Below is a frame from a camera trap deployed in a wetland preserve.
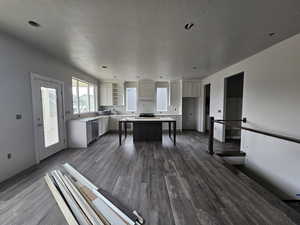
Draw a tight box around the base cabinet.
[68,116,110,148]
[68,115,182,148]
[98,117,109,136]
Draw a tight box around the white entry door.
[31,74,66,162]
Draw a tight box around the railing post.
[208,117,214,155]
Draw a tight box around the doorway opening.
[203,84,211,133]
[224,72,244,144]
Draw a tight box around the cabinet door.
[100,83,113,106]
[98,118,103,136]
[192,82,200,97]
[100,85,107,105]
[170,80,180,105]
[183,81,192,97]
[109,117,117,130]
[107,84,113,105]
[105,117,109,132]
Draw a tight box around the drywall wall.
[0,31,98,183]
[201,33,300,199]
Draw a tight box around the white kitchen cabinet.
[100,82,124,106]
[138,80,155,100]
[182,80,201,97]
[109,116,121,131]
[112,83,124,105]
[170,80,180,105]
[98,117,110,136]
[68,116,110,148]
[103,117,109,133]
[100,83,113,106]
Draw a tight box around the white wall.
[0,32,98,183]
[201,33,300,199]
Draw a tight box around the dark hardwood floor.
[0,131,299,225]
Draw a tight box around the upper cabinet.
[138,80,155,100]
[100,82,124,106]
[170,80,181,105]
[112,83,124,105]
[182,80,201,97]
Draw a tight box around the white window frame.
[72,77,98,115]
[155,82,169,113]
[125,87,137,112]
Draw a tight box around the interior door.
[182,98,196,130]
[31,74,66,162]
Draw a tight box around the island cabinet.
[68,116,110,148]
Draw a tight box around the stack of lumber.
[44,163,144,225]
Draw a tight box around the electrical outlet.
[7,153,12,159]
[16,114,22,120]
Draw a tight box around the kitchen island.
[119,117,176,145]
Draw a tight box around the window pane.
[126,88,137,111]
[89,85,95,111]
[156,87,168,111]
[41,87,59,148]
[72,79,79,114]
[78,81,89,113]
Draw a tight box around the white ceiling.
[0,0,300,81]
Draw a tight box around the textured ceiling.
[0,0,300,80]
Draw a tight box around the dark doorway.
[182,98,197,130]
[224,73,244,143]
[204,84,211,133]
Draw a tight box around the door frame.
[223,72,244,142]
[202,83,211,133]
[30,73,66,164]
[201,83,211,133]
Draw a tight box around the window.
[156,87,168,112]
[72,78,97,114]
[126,87,137,112]
[72,79,79,114]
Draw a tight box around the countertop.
[75,115,110,122]
[121,117,176,122]
[72,114,182,122]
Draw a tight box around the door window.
[41,87,60,147]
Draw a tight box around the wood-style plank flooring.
[0,132,299,225]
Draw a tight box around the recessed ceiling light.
[268,32,276,37]
[28,20,41,28]
[101,65,107,69]
[185,23,194,30]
